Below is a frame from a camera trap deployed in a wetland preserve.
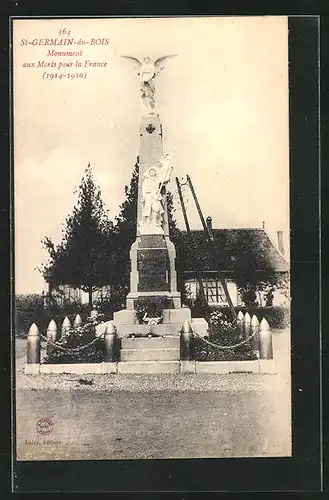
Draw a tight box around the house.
[175,218,289,307]
[42,283,111,307]
[43,219,289,309]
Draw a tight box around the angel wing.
[121,55,142,70]
[154,54,177,72]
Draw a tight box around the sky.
[13,16,289,294]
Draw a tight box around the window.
[184,277,229,304]
[203,278,227,304]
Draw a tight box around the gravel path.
[15,331,289,393]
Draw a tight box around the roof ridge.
[177,227,289,272]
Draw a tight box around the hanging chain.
[191,329,258,350]
[40,321,107,355]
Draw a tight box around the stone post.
[250,314,259,358]
[236,310,244,338]
[104,322,117,362]
[73,314,83,328]
[46,319,58,357]
[180,320,192,361]
[27,323,40,364]
[61,316,71,336]
[258,318,273,359]
[243,312,251,339]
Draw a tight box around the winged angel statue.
[121,55,177,114]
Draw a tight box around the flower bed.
[192,336,257,362]
[191,310,257,362]
[135,300,165,325]
[43,321,106,364]
[208,306,290,329]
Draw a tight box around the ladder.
[175,175,237,321]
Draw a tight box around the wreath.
[135,301,163,325]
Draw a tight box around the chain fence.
[37,319,257,355]
[39,321,107,355]
[191,328,258,350]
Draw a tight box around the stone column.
[137,115,164,232]
[126,113,181,309]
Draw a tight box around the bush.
[192,310,256,361]
[135,301,164,325]
[208,305,290,330]
[240,287,257,308]
[15,294,45,337]
[43,322,105,364]
[184,291,211,320]
[192,336,256,362]
[88,299,119,321]
[15,294,91,338]
[94,286,129,318]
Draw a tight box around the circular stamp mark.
[36,417,54,435]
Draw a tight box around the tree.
[236,272,289,308]
[40,164,115,307]
[112,158,139,295]
[231,230,290,307]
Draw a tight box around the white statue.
[121,55,177,114]
[139,152,175,234]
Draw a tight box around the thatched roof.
[175,228,289,275]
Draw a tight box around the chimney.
[206,216,213,240]
[206,216,213,232]
[277,230,285,255]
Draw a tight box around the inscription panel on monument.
[137,249,169,292]
[139,235,166,249]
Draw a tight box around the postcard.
[13,16,291,462]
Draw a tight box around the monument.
[113,55,208,339]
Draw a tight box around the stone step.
[116,323,183,337]
[117,361,180,374]
[121,336,180,350]
[162,308,191,323]
[120,348,180,362]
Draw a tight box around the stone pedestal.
[126,234,181,309]
[112,313,208,339]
